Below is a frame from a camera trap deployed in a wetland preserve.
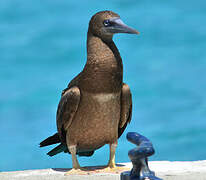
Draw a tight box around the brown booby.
[40,10,139,174]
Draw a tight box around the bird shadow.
[52,163,126,173]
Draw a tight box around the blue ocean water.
[1,0,206,171]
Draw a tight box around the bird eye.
[103,19,111,27]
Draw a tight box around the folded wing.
[118,83,132,138]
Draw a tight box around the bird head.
[88,11,139,40]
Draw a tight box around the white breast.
[93,93,119,102]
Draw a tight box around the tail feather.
[40,133,60,147]
[47,143,67,157]
[40,133,95,157]
[78,151,94,157]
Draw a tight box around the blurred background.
[1,0,206,172]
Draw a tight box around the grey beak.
[106,17,139,35]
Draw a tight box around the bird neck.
[81,32,123,93]
[86,32,122,66]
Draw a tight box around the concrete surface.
[1,160,206,180]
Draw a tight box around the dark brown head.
[88,10,139,40]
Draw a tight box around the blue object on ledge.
[121,132,163,180]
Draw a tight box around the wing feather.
[118,83,132,138]
[56,86,80,143]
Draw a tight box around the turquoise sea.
[1,0,206,171]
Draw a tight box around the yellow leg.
[65,145,85,175]
[103,142,129,173]
[107,142,117,168]
[70,145,81,169]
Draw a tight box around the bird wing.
[56,86,81,143]
[118,83,132,138]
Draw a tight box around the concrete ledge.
[1,161,206,180]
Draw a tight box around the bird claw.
[64,168,90,176]
[103,165,129,174]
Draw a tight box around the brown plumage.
[40,10,139,172]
